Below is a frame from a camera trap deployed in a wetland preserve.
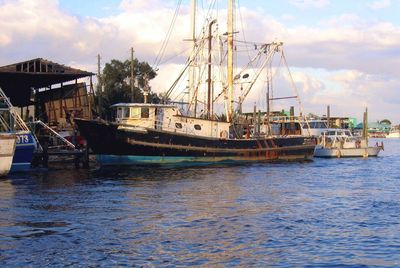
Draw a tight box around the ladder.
[0,87,30,131]
[33,120,76,149]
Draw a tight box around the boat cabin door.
[155,108,164,130]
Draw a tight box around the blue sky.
[1,0,400,123]
[58,0,400,25]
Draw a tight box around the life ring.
[220,130,228,139]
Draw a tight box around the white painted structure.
[113,103,230,139]
[0,133,16,176]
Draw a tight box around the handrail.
[33,120,76,149]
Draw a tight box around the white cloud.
[281,14,296,21]
[367,0,391,10]
[289,0,330,9]
[290,69,400,122]
[0,0,399,122]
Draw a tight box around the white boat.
[314,129,383,158]
[387,125,400,138]
[0,133,16,176]
[301,118,337,137]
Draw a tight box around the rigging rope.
[152,0,183,70]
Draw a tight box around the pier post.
[82,148,89,168]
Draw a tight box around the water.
[1,139,399,267]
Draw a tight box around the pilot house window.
[141,107,149,118]
[124,108,130,118]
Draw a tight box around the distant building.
[355,121,391,137]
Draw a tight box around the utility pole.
[131,47,135,103]
[97,54,102,116]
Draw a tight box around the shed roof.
[0,58,94,106]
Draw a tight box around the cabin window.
[130,107,141,118]
[175,123,182,129]
[124,108,130,118]
[141,107,150,118]
[117,107,123,119]
[194,124,201,130]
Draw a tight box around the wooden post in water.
[266,90,270,136]
[363,107,368,143]
[290,106,295,134]
[253,103,257,136]
[327,105,330,128]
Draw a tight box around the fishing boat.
[0,133,16,176]
[314,129,383,158]
[0,87,39,171]
[386,125,400,138]
[75,0,315,166]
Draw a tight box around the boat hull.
[75,119,315,166]
[0,133,16,176]
[314,146,382,158]
[11,132,37,171]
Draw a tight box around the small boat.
[314,129,383,158]
[386,125,400,138]
[0,133,16,176]
[0,87,39,171]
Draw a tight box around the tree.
[96,58,158,119]
[380,119,391,125]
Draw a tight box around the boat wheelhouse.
[113,103,230,139]
[301,119,338,137]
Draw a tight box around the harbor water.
[1,139,399,267]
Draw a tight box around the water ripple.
[0,139,399,266]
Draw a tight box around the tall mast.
[227,0,234,122]
[207,20,217,120]
[188,0,196,115]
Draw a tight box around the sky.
[0,0,399,123]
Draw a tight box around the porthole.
[175,123,182,129]
[194,124,201,130]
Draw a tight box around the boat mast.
[207,20,217,120]
[227,0,234,122]
[188,0,196,116]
